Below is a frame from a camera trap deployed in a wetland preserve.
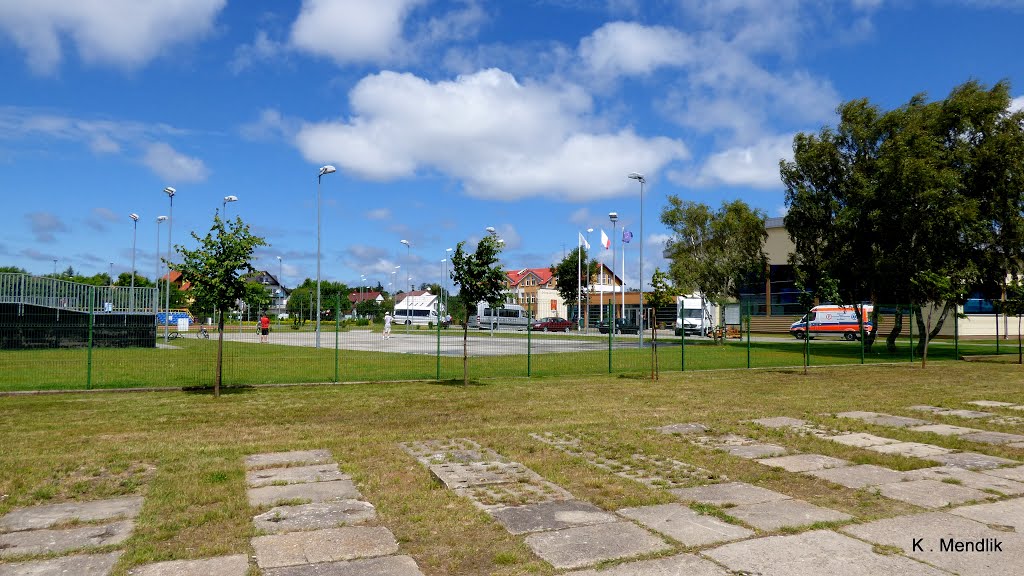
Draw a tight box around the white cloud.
[569,208,594,226]
[366,208,392,220]
[231,30,286,74]
[87,207,119,231]
[0,0,226,74]
[142,142,209,183]
[294,68,688,201]
[681,133,794,189]
[1011,95,1024,113]
[289,0,424,64]
[240,108,296,141]
[578,21,694,80]
[27,211,67,242]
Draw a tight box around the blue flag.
[622,229,633,243]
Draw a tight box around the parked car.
[597,318,640,334]
[532,317,574,332]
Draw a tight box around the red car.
[532,317,575,332]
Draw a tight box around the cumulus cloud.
[578,21,694,80]
[676,133,795,189]
[142,142,209,183]
[231,30,286,74]
[86,207,120,232]
[240,108,296,141]
[27,211,67,242]
[289,0,424,64]
[0,0,226,74]
[294,68,688,201]
[1011,95,1024,113]
[365,208,392,220]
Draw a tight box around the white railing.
[0,273,159,313]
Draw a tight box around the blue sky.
[1,0,1022,293]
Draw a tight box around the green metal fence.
[2,292,1022,392]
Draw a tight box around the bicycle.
[197,326,210,339]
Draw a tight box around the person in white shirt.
[383,312,393,339]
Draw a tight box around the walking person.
[383,311,393,339]
[260,313,270,343]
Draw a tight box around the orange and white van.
[790,304,873,341]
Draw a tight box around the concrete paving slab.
[669,482,791,506]
[1008,405,1024,411]
[837,410,885,419]
[252,526,399,569]
[806,464,906,489]
[397,439,503,466]
[756,454,850,473]
[981,465,1024,482]
[617,503,753,546]
[824,433,901,447]
[724,444,789,459]
[728,499,852,530]
[489,500,617,535]
[0,520,134,558]
[929,452,1017,470]
[866,442,952,458]
[968,401,1016,407]
[940,409,994,419]
[653,423,708,435]
[705,529,948,576]
[247,464,349,487]
[0,552,121,576]
[428,461,534,490]
[910,424,979,436]
[261,555,425,576]
[950,497,1024,532]
[248,479,362,507]
[253,501,376,534]
[127,554,249,576]
[959,431,1024,445]
[874,479,990,509]
[1009,442,1024,449]
[563,553,731,576]
[904,467,1024,496]
[453,476,574,511]
[0,497,143,533]
[908,405,947,413]
[843,511,1024,576]
[245,450,333,470]
[751,417,808,428]
[524,521,671,569]
[838,411,929,427]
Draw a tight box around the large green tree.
[550,246,598,328]
[170,215,268,396]
[450,233,505,385]
[661,198,768,316]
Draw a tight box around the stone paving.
[0,495,143,575]
[402,438,670,569]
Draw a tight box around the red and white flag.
[600,229,610,249]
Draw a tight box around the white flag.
[600,229,610,249]
[578,232,590,250]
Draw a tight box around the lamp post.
[392,266,400,316]
[223,195,238,217]
[52,259,57,276]
[609,212,618,337]
[130,213,139,312]
[277,256,283,326]
[163,186,175,343]
[628,172,645,346]
[156,216,166,315]
[445,247,453,313]
[360,274,366,318]
[440,259,447,315]
[315,165,336,348]
[400,239,411,331]
[586,228,593,331]
[109,262,114,286]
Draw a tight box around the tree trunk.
[914,302,951,357]
[921,305,934,369]
[886,309,903,352]
[1018,315,1022,365]
[462,313,469,386]
[215,308,224,398]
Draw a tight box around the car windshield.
[682,309,702,319]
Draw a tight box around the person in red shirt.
[260,313,270,343]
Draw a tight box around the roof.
[394,290,429,303]
[349,291,382,303]
[506,267,554,287]
[160,270,191,291]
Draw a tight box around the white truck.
[674,295,718,337]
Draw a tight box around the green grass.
[1,362,1023,575]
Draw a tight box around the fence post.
[954,305,959,360]
[334,294,339,383]
[996,309,1001,355]
[745,300,751,369]
[680,319,685,372]
[909,304,914,364]
[436,298,441,381]
[527,301,532,378]
[87,286,94,390]
[804,305,810,375]
[860,309,865,364]
[608,309,613,374]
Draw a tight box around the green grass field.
[1,362,1022,575]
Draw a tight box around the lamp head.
[163,186,176,197]
[400,239,410,247]
[318,165,336,177]
[277,256,281,261]
[609,212,618,222]
[224,195,238,203]
[157,216,168,223]
[627,172,645,183]
[446,247,453,253]
[130,213,139,222]
[587,227,593,233]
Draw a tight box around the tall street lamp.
[609,212,618,336]
[52,259,57,276]
[315,165,336,348]
[400,239,411,331]
[628,172,646,346]
[277,256,283,326]
[445,247,453,313]
[223,195,238,217]
[156,215,167,314]
[130,213,139,312]
[360,274,366,318]
[163,186,175,343]
[392,266,400,314]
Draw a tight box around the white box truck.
[675,295,718,336]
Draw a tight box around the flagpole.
[621,237,625,314]
[577,233,582,331]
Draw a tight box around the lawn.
[0,362,1022,575]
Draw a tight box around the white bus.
[470,302,530,330]
[393,307,440,326]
